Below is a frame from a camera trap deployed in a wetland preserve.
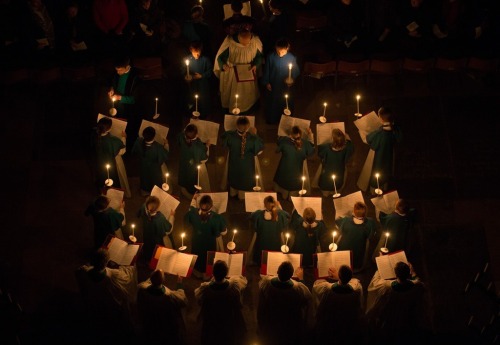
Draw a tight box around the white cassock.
[214,35,263,112]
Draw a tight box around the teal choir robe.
[251,209,290,264]
[336,216,378,269]
[185,54,213,117]
[274,136,314,191]
[291,210,325,267]
[367,125,402,188]
[91,131,125,189]
[137,206,173,261]
[131,138,169,193]
[177,133,208,194]
[318,140,354,191]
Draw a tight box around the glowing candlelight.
[323,102,327,117]
[231,229,237,242]
[285,94,289,110]
[285,232,290,246]
[356,94,360,114]
[301,175,305,191]
[181,232,185,247]
[111,96,116,106]
[375,173,380,190]
[384,232,389,248]
[332,231,337,244]
[185,59,190,78]
[165,172,169,184]
[235,94,239,108]
[155,97,158,115]
[197,165,201,186]
[106,164,110,180]
[131,223,135,236]
[332,175,338,195]
[288,63,292,80]
[255,175,259,187]
[195,94,199,112]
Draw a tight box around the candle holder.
[280,244,290,253]
[329,243,338,252]
[109,107,117,116]
[375,188,383,195]
[179,233,187,251]
[298,189,307,196]
[319,116,327,123]
[283,108,291,116]
[194,185,202,191]
[380,247,389,254]
[162,183,169,192]
[285,77,294,85]
[104,178,113,187]
[178,245,187,251]
[253,186,261,191]
[192,111,201,118]
[232,107,240,115]
[227,241,236,251]
[129,235,137,243]
[153,113,160,120]
[333,192,341,198]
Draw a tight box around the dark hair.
[114,55,131,68]
[96,117,112,135]
[142,126,156,142]
[291,125,301,137]
[185,123,198,139]
[378,107,393,123]
[231,0,243,12]
[91,248,110,270]
[213,260,229,281]
[353,202,367,218]
[395,261,411,281]
[338,265,353,284]
[275,37,290,49]
[236,116,250,127]
[150,269,164,286]
[189,41,203,52]
[191,4,204,15]
[94,195,110,211]
[277,261,294,282]
[396,199,409,214]
[199,195,213,209]
[331,128,346,150]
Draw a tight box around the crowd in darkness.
[0,0,499,72]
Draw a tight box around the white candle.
[285,233,290,246]
[111,96,116,107]
[106,164,110,180]
[235,94,239,108]
[181,232,185,247]
[231,229,237,242]
[197,165,201,186]
[356,94,360,114]
[165,172,169,184]
[301,175,305,191]
[332,174,338,195]
[155,97,158,114]
[255,175,259,187]
[185,59,190,78]
[131,223,135,236]
[195,94,199,112]
[323,102,327,117]
[285,94,289,110]
[288,63,292,80]
[332,231,337,244]
[375,173,381,190]
[384,232,389,248]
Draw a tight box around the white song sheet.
[333,191,365,219]
[214,252,244,277]
[244,192,278,213]
[316,251,351,278]
[316,122,346,145]
[189,118,220,145]
[353,111,380,144]
[156,247,197,277]
[150,185,180,217]
[106,188,124,211]
[224,115,255,131]
[278,115,311,138]
[139,119,169,143]
[97,114,128,140]
[375,250,408,280]
[234,64,255,82]
[265,251,302,277]
[291,196,323,220]
[107,237,140,266]
[371,190,400,219]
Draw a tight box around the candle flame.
[235,94,239,99]
[132,224,135,228]
[323,102,327,107]
[385,232,390,237]
[195,94,198,99]
[233,229,237,233]
[256,175,259,179]
[112,96,116,102]
[301,176,305,181]
[333,231,337,237]
[155,97,158,101]
[185,59,189,66]
[356,94,360,100]
[166,173,169,177]
[286,233,290,238]
[197,165,201,169]
[375,173,380,178]
[106,164,110,169]
[288,63,292,69]
[181,232,185,238]
[285,94,288,98]
[332,174,336,180]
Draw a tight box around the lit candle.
[301,175,305,191]
[323,102,327,117]
[384,232,389,248]
[165,172,169,184]
[131,223,135,236]
[111,96,116,107]
[285,94,289,110]
[255,175,259,187]
[375,173,381,190]
[106,164,110,180]
[181,232,185,247]
[231,229,237,242]
[285,232,290,247]
[195,94,199,112]
[197,165,201,186]
[356,94,361,115]
[185,59,190,78]
[332,174,338,195]
[288,63,292,80]
[332,231,337,244]
[155,97,158,115]
[235,94,239,108]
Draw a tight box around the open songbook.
[97,114,127,140]
[313,251,352,279]
[224,115,255,131]
[333,191,365,219]
[206,251,246,277]
[278,115,311,138]
[353,111,380,144]
[291,196,323,220]
[316,122,346,145]
[261,251,302,278]
[371,190,400,220]
[139,119,169,143]
[194,192,228,214]
[189,118,219,145]
[234,64,255,82]
[103,235,142,266]
[105,187,124,211]
[150,185,180,217]
[244,192,278,213]
[149,246,198,278]
[375,250,408,280]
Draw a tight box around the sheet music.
[106,188,124,211]
[107,237,128,264]
[376,251,408,280]
[228,253,244,276]
[266,252,301,276]
[333,191,365,219]
[316,122,346,145]
[214,252,230,265]
[71,41,87,51]
[223,1,251,20]
[197,192,228,214]
[172,252,195,277]
[224,115,255,131]
[353,111,380,144]
[97,114,128,139]
[244,192,278,212]
[371,190,400,215]
[150,185,180,217]
[316,251,351,278]
[189,118,219,145]
[278,115,311,138]
[235,64,255,81]
[156,247,176,273]
[139,119,169,143]
[291,197,323,220]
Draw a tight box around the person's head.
[236,116,250,134]
[189,41,203,59]
[199,195,213,213]
[277,261,294,282]
[338,265,353,285]
[191,5,204,22]
[331,128,346,150]
[275,38,290,57]
[213,260,229,282]
[411,0,423,8]
[394,261,411,281]
[94,195,111,211]
[67,1,79,18]
[142,126,156,142]
[290,126,302,141]
[302,207,316,224]
[396,199,409,215]
[341,0,352,5]
[353,202,367,218]
[150,269,164,287]
[378,107,393,123]
[114,56,131,75]
[96,117,112,135]
[140,0,151,10]
[28,0,43,9]
[231,0,243,14]
[184,123,198,141]
[237,29,252,46]
[145,195,161,216]
[91,248,110,271]
[269,0,284,14]
[263,195,278,221]
[263,195,276,211]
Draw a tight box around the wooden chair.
[295,10,328,42]
[335,59,370,89]
[301,60,337,91]
[133,56,163,80]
